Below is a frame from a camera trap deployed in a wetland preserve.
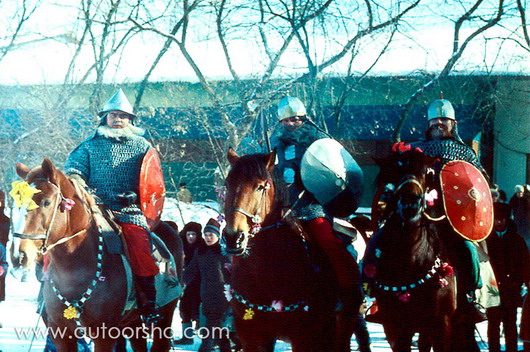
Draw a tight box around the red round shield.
[440,161,493,241]
[140,148,166,230]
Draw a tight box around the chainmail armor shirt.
[64,126,151,228]
[273,123,329,221]
[410,138,487,176]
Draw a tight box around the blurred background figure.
[486,202,530,352]
[509,185,530,251]
[177,182,193,203]
[0,189,9,329]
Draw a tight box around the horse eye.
[42,199,51,207]
[257,185,265,192]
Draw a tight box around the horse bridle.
[393,174,446,222]
[226,180,271,235]
[14,179,86,253]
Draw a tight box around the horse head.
[375,146,437,225]
[11,159,91,276]
[222,149,277,255]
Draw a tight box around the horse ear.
[16,163,30,179]
[266,149,277,171]
[227,148,239,166]
[41,158,57,183]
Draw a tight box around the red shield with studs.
[140,148,166,230]
[440,161,493,241]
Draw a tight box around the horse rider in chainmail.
[65,89,160,324]
[273,96,366,351]
[408,97,488,322]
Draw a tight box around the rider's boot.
[135,275,161,325]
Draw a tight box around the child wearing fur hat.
[183,218,232,352]
[175,221,205,345]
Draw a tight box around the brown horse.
[12,159,181,352]
[222,149,357,352]
[365,148,458,352]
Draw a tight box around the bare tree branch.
[392,0,505,142]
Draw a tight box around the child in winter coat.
[175,221,205,344]
[183,218,232,352]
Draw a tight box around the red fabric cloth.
[119,222,159,277]
[304,217,358,288]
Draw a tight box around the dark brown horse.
[365,148,457,352]
[12,159,181,352]
[222,149,355,352]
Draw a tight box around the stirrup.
[141,312,161,325]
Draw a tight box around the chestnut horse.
[364,148,458,352]
[222,150,357,352]
[12,159,181,352]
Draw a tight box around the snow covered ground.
[0,201,525,351]
[0,275,515,351]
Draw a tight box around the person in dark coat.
[0,190,9,311]
[174,221,205,345]
[509,185,530,251]
[0,241,7,308]
[486,202,530,352]
[183,218,231,352]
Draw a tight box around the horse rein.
[13,179,87,253]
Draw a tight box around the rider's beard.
[426,124,453,140]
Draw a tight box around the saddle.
[92,205,124,255]
[91,204,180,311]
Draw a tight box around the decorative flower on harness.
[60,198,76,211]
[10,181,41,210]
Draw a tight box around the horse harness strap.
[230,182,270,224]
[374,257,442,293]
[42,229,87,254]
[395,177,424,194]
[42,183,87,253]
[395,176,448,222]
[49,231,105,326]
[228,287,309,316]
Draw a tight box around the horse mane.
[68,176,97,211]
[375,149,429,189]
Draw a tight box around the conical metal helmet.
[277,96,307,121]
[427,99,455,121]
[98,89,135,117]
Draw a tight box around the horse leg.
[53,338,78,352]
[92,338,119,352]
[417,333,432,352]
[384,324,414,352]
[150,299,178,352]
[126,323,149,352]
[334,310,355,352]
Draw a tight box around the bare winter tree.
[0,0,39,63]
[392,0,506,142]
[130,0,422,174]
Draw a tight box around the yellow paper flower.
[9,181,41,210]
[63,305,79,319]
[243,308,255,320]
